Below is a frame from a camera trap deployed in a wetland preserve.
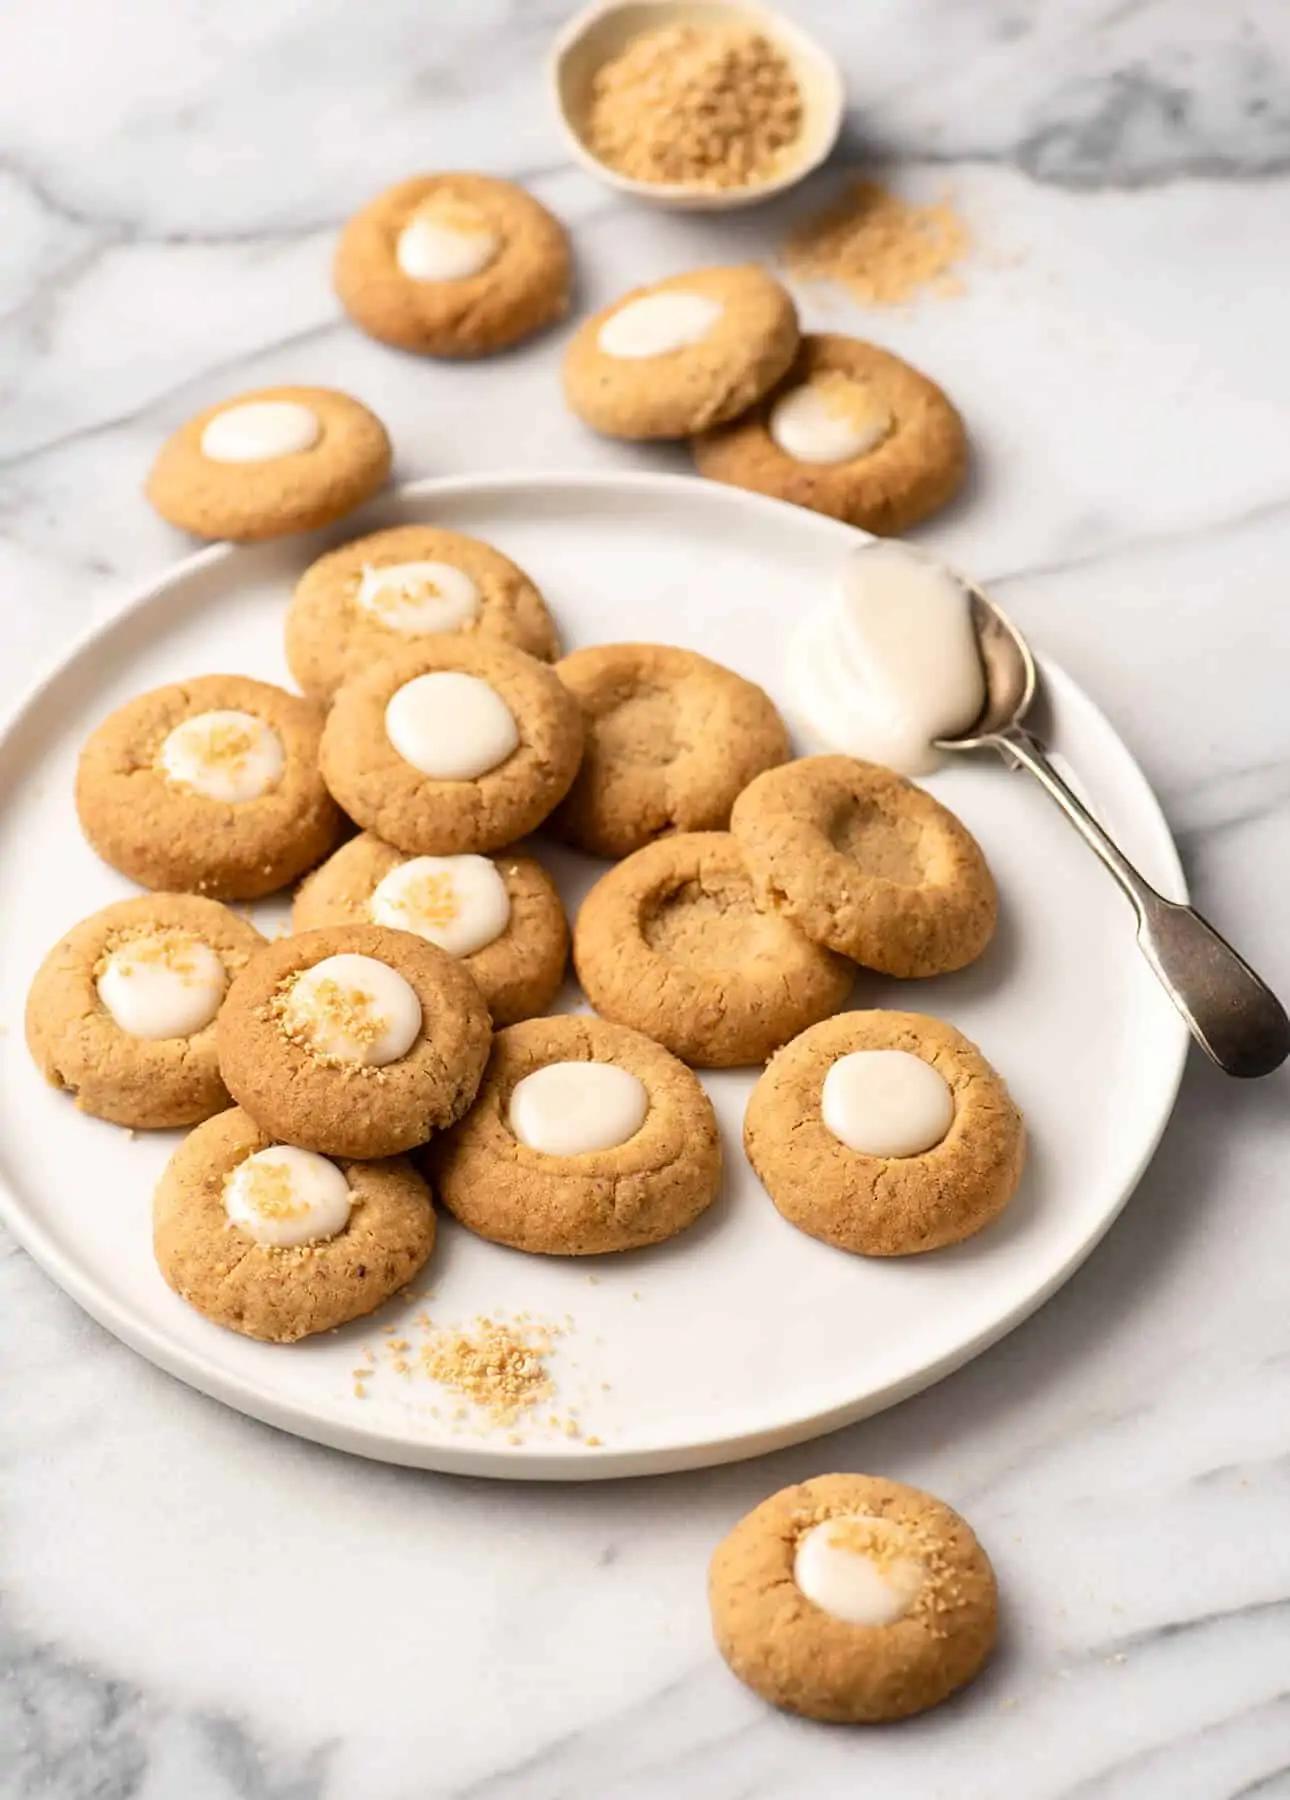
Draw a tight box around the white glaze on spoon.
[789,541,985,775]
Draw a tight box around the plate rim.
[0,468,1190,1480]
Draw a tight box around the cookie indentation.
[642,872,790,970]
[826,793,928,884]
[574,832,851,1067]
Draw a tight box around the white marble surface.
[3,2,1290,1795]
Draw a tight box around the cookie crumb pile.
[585,23,803,190]
[783,178,970,306]
[420,1314,558,1426]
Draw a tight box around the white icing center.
[384,671,519,781]
[200,401,321,464]
[356,561,481,636]
[597,292,724,360]
[821,1050,954,1158]
[794,1515,925,1628]
[158,709,285,804]
[224,1146,352,1249]
[281,953,422,1067]
[788,541,985,776]
[508,1061,649,1157]
[770,377,891,464]
[97,933,226,1040]
[369,854,510,958]
[396,207,499,282]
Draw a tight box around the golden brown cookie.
[744,1011,1024,1254]
[549,643,790,859]
[709,1473,998,1722]
[319,636,583,856]
[334,173,571,357]
[293,834,568,1028]
[692,334,967,533]
[145,385,391,542]
[731,756,996,978]
[285,523,560,703]
[216,924,491,1159]
[427,1014,721,1255]
[573,831,851,1067]
[563,265,799,440]
[154,1107,436,1342]
[25,895,265,1131]
[75,674,342,901]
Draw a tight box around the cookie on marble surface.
[286,523,560,703]
[573,831,851,1067]
[319,635,583,856]
[548,643,790,859]
[731,755,996,978]
[154,1106,435,1342]
[217,924,491,1160]
[693,334,967,533]
[292,834,568,1028]
[744,1010,1024,1255]
[334,173,571,357]
[25,894,265,1131]
[427,1014,721,1255]
[75,673,341,901]
[709,1473,998,1723]
[563,265,799,440]
[145,385,391,542]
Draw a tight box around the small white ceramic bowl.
[551,0,845,212]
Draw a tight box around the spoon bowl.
[935,586,1037,749]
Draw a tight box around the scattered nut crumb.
[783,178,970,306]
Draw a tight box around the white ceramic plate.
[0,472,1188,1480]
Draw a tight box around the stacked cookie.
[563,267,967,534]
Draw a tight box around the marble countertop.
[3,2,1290,1795]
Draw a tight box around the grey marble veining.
[3,3,1290,1797]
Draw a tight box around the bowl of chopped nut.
[551,0,845,210]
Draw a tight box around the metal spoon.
[936,588,1290,1078]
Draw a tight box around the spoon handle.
[987,725,1290,1078]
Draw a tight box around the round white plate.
[0,472,1188,1480]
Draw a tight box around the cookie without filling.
[549,642,790,858]
[75,673,342,900]
[744,1010,1025,1254]
[293,834,569,1027]
[217,924,491,1159]
[334,173,571,357]
[286,523,560,702]
[319,635,583,855]
[563,265,800,440]
[693,334,968,534]
[731,755,996,977]
[145,385,392,542]
[154,1107,436,1341]
[25,894,265,1130]
[709,1473,998,1723]
[427,1014,721,1254]
[573,831,852,1067]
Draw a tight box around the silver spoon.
[936,588,1290,1078]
